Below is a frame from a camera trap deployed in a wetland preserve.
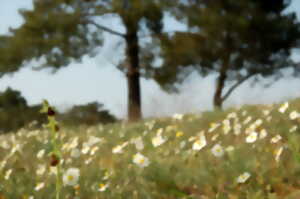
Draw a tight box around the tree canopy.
[1,0,173,121]
[152,0,300,108]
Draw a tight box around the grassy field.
[1,99,300,199]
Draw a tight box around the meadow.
[1,99,300,199]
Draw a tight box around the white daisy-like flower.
[133,153,150,168]
[192,132,207,151]
[271,135,282,143]
[246,132,258,143]
[289,111,299,120]
[152,135,167,147]
[112,142,128,154]
[211,144,224,157]
[37,149,45,159]
[98,183,109,192]
[63,168,80,186]
[279,102,289,113]
[237,172,251,183]
[34,182,45,191]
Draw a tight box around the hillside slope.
[1,99,300,198]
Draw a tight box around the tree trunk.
[125,30,142,122]
[213,55,230,109]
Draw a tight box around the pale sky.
[0,0,300,119]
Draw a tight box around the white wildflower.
[34,182,45,191]
[246,132,258,143]
[289,125,298,133]
[152,135,167,147]
[279,102,289,113]
[63,168,80,186]
[98,183,109,192]
[289,111,299,120]
[271,135,282,143]
[237,172,251,183]
[211,144,224,157]
[192,132,207,151]
[133,153,150,168]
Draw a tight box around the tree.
[2,0,170,121]
[0,87,44,133]
[59,102,117,126]
[153,0,300,109]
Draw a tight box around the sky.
[0,0,300,119]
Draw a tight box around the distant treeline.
[0,87,117,134]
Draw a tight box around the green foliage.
[153,0,300,99]
[59,102,117,126]
[0,87,44,134]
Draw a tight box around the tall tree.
[2,0,169,121]
[153,0,300,109]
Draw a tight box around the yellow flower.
[176,131,184,137]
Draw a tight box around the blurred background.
[0,0,299,133]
